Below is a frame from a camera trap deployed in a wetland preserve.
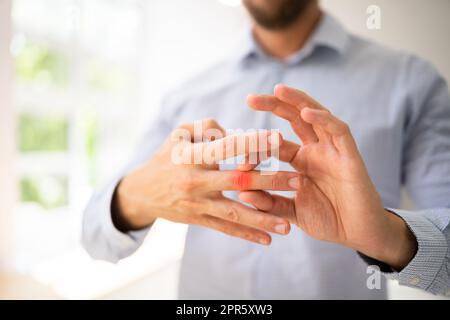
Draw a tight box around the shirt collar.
[234,12,350,65]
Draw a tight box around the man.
[83,0,450,298]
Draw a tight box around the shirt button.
[409,277,420,286]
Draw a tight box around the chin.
[243,0,315,30]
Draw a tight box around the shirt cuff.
[101,181,151,260]
[359,208,448,292]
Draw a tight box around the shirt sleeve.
[388,209,450,296]
[360,208,450,297]
[82,100,173,263]
[82,178,151,263]
[359,56,450,296]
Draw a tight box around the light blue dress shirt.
[82,13,450,299]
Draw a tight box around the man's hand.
[112,118,298,245]
[239,85,417,269]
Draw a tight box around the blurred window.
[10,0,244,298]
[11,0,150,298]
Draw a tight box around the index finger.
[237,140,302,172]
[203,170,299,192]
[185,130,282,165]
[247,94,318,144]
[274,84,326,111]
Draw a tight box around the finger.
[239,190,273,211]
[278,140,300,163]
[237,140,302,172]
[201,118,226,135]
[274,84,329,145]
[247,94,318,144]
[247,95,299,121]
[301,108,357,153]
[236,150,271,172]
[254,139,302,172]
[195,214,272,245]
[172,118,226,143]
[278,139,303,172]
[312,124,333,144]
[186,130,282,165]
[207,198,290,235]
[237,139,302,172]
[239,191,297,224]
[236,153,259,172]
[274,84,326,111]
[204,170,299,191]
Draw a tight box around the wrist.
[360,209,417,270]
[112,176,156,231]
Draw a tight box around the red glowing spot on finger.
[232,171,252,190]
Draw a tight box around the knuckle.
[340,122,350,134]
[226,206,240,222]
[297,100,309,109]
[184,213,197,224]
[255,214,270,228]
[171,127,190,141]
[241,232,254,241]
[270,175,281,190]
[223,226,235,236]
[196,213,211,227]
[177,173,199,192]
[292,112,303,124]
[177,199,198,214]
[178,180,196,192]
[203,118,218,127]
[232,171,251,190]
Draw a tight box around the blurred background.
[0,0,449,299]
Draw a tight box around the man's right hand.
[112,118,298,245]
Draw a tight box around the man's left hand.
[239,84,417,270]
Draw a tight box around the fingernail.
[259,237,270,245]
[288,177,300,189]
[274,224,287,234]
[274,83,284,94]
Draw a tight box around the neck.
[252,3,321,59]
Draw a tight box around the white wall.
[144,0,450,93]
[321,0,450,82]
[0,0,15,270]
[140,0,248,127]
